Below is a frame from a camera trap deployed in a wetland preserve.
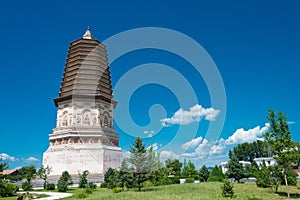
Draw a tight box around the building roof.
[253,157,275,161]
[54,29,113,106]
[0,169,18,175]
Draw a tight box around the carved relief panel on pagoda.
[55,99,114,129]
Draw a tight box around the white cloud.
[0,153,16,161]
[160,150,179,160]
[144,130,155,137]
[209,144,226,156]
[225,123,269,145]
[288,121,296,125]
[160,104,220,127]
[148,143,162,151]
[24,157,39,162]
[181,136,203,150]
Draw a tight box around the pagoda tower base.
[43,143,123,176]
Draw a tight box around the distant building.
[220,161,251,174]
[0,169,20,177]
[253,157,276,168]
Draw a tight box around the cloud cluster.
[160,104,220,127]
[0,153,39,163]
[144,130,155,137]
[0,153,16,161]
[159,123,270,166]
[225,123,270,145]
[181,136,203,150]
[24,157,39,162]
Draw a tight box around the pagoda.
[43,28,123,176]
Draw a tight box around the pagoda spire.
[83,27,94,39]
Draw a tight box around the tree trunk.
[284,169,290,198]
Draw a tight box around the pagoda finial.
[83,27,94,39]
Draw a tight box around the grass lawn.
[64,182,300,200]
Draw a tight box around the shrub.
[112,187,122,193]
[77,191,88,198]
[22,180,33,191]
[57,179,68,192]
[221,179,235,198]
[0,182,18,197]
[87,182,97,189]
[142,181,154,189]
[100,182,108,188]
[168,176,180,184]
[255,165,271,188]
[57,171,73,192]
[85,188,94,194]
[79,170,89,188]
[280,169,298,186]
[46,183,55,190]
[185,178,194,183]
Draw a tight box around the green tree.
[119,160,134,190]
[199,165,210,182]
[128,137,147,191]
[269,165,282,192]
[57,171,72,192]
[20,165,36,191]
[226,156,246,183]
[165,159,182,176]
[221,179,235,198]
[208,165,225,182]
[264,110,298,198]
[37,165,52,189]
[182,160,197,177]
[78,170,89,188]
[231,140,269,162]
[255,162,272,188]
[147,147,162,172]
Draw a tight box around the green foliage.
[21,164,36,182]
[104,168,115,183]
[104,168,122,189]
[57,171,73,192]
[129,137,147,173]
[22,180,33,191]
[264,110,298,198]
[87,182,97,189]
[185,178,194,183]
[85,187,94,194]
[128,137,148,191]
[269,165,281,192]
[146,146,162,173]
[208,165,225,182]
[199,165,210,182]
[77,191,88,198]
[100,182,108,188]
[280,168,298,186]
[168,176,180,184]
[37,165,52,189]
[221,179,235,198]
[78,170,89,188]
[255,162,271,188]
[0,182,18,197]
[182,160,197,177]
[165,159,182,176]
[226,156,246,183]
[142,181,154,189]
[231,140,270,162]
[112,187,123,193]
[57,179,68,192]
[46,183,55,190]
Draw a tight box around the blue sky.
[0,0,299,169]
